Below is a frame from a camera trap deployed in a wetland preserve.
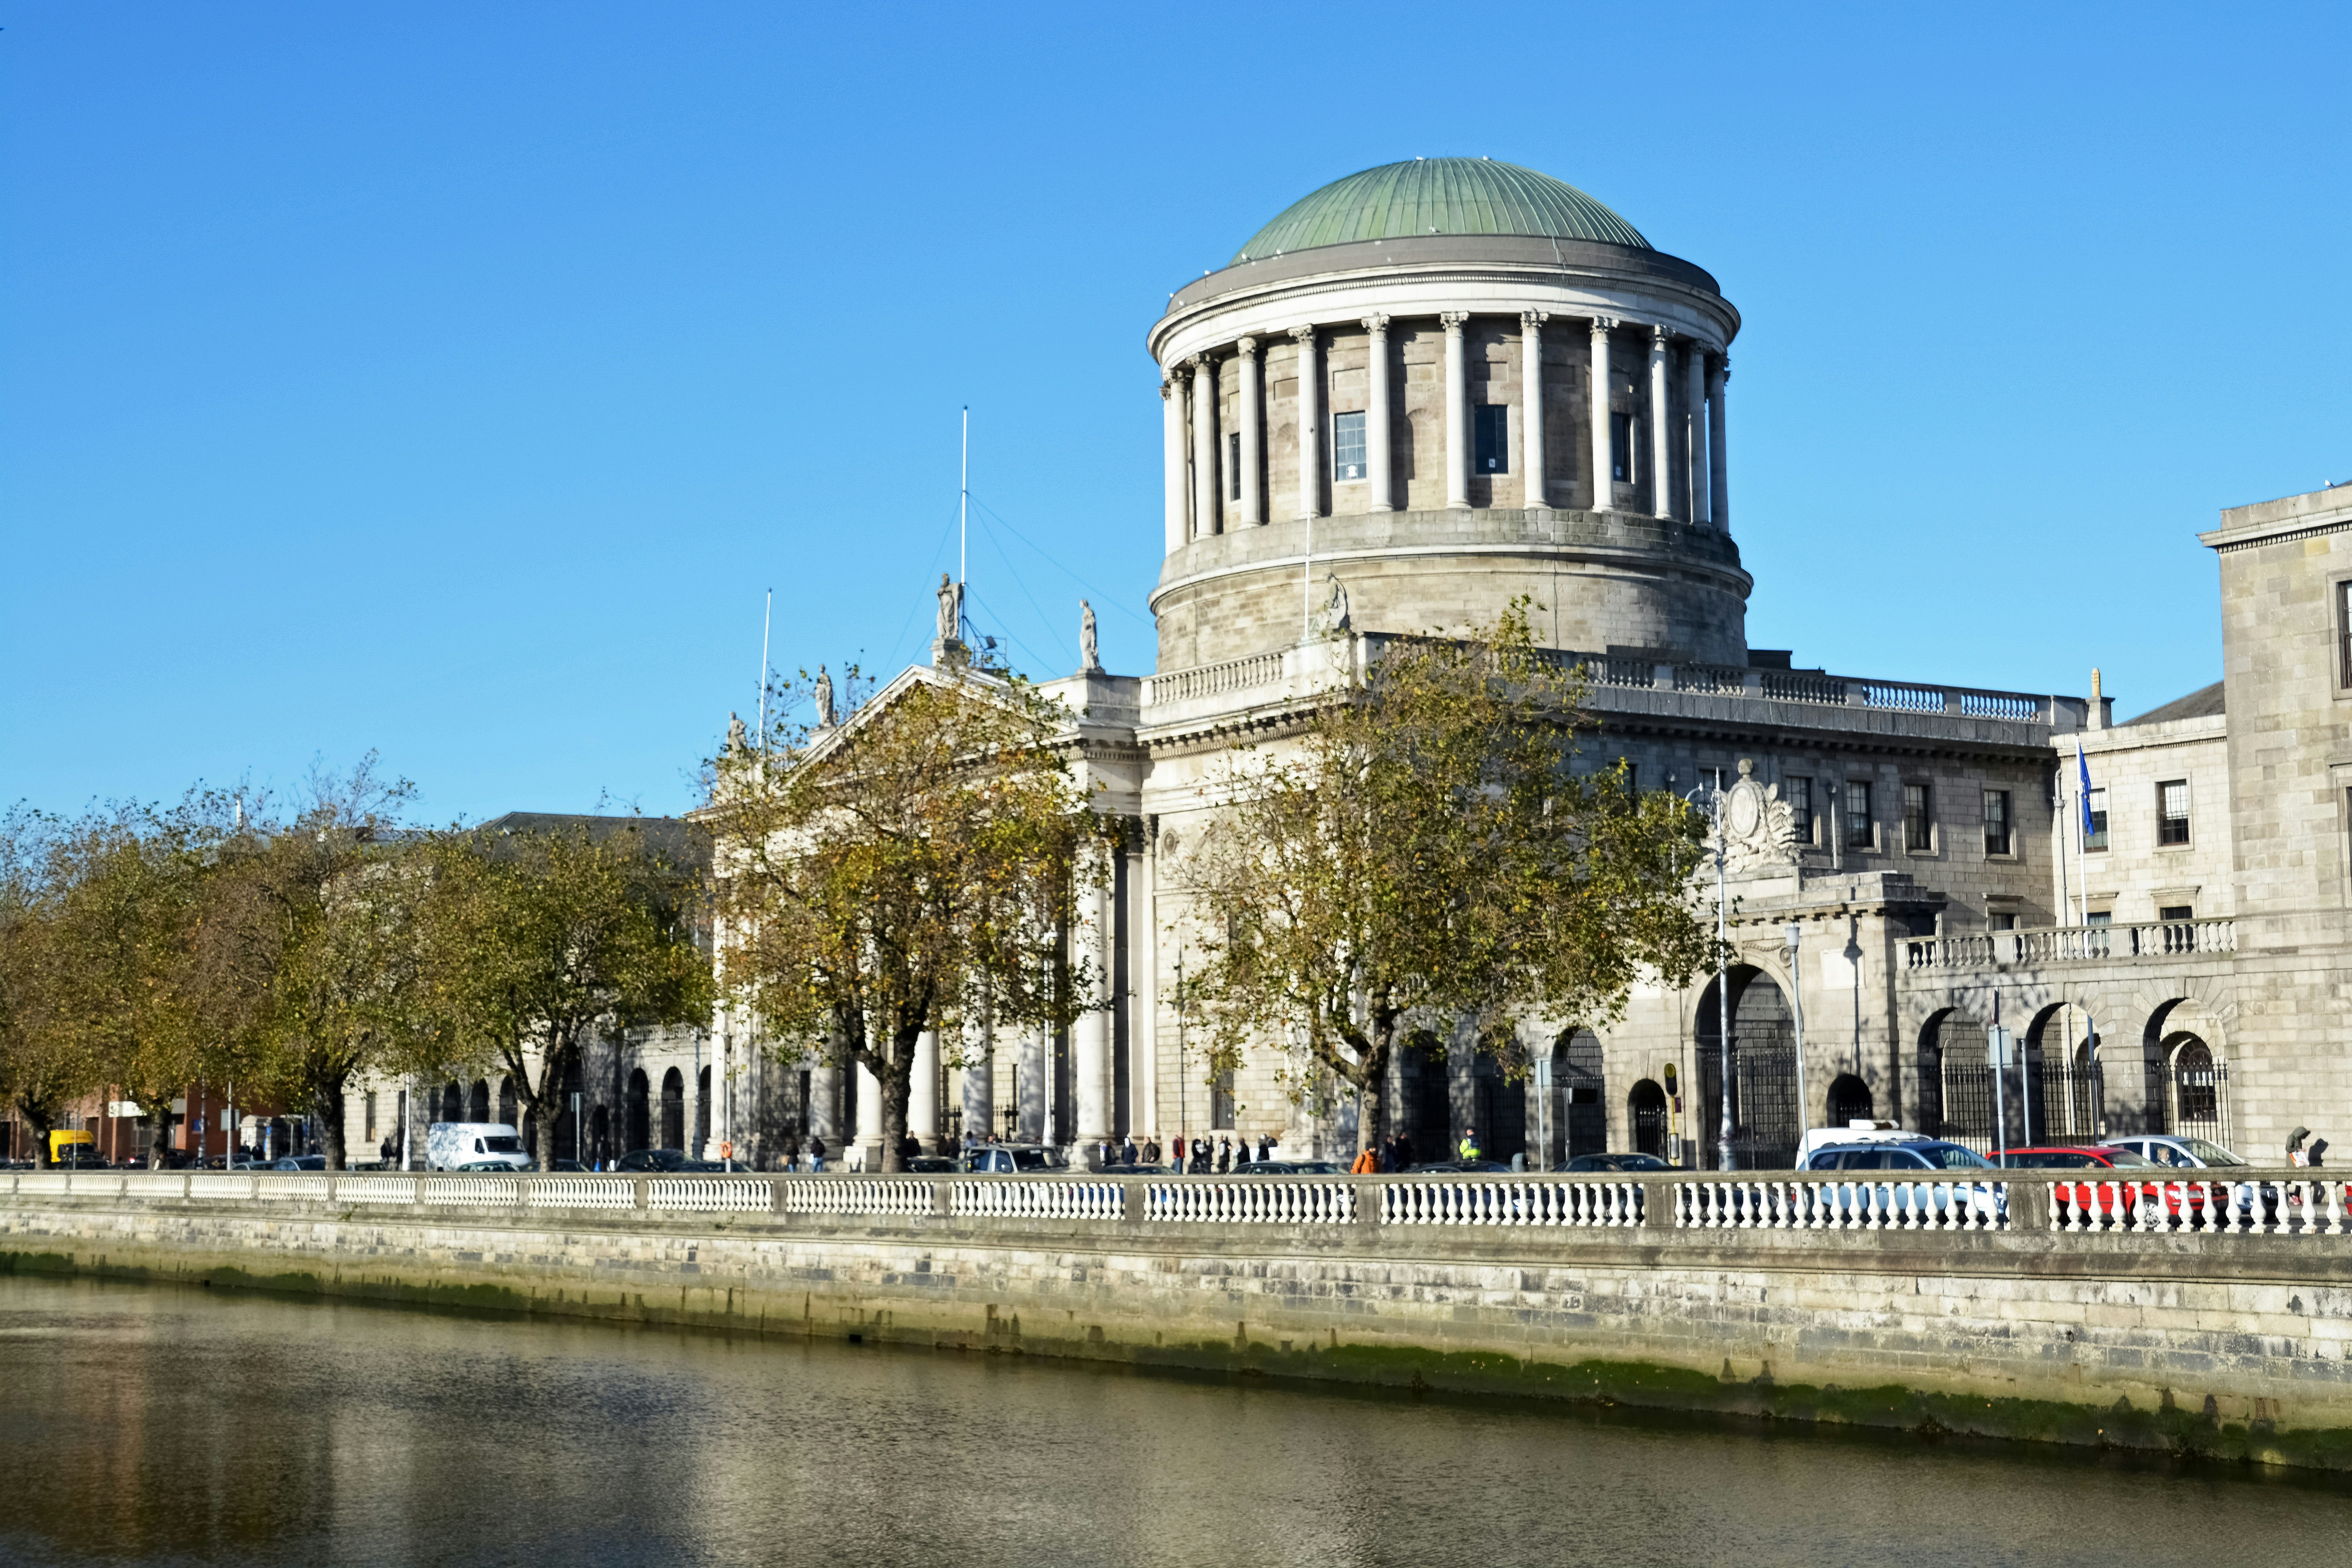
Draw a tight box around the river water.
[0,1275,2344,1566]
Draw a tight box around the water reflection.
[0,1274,2344,1566]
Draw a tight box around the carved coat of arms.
[1719,757,1797,875]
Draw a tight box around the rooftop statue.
[1080,599,1101,672]
[814,665,836,728]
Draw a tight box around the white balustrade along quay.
[9,1168,2350,1240]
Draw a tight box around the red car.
[1993,1144,2214,1224]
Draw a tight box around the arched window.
[440,1082,461,1124]
[660,1067,685,1151]
[468,1080,490,1124]
[1556,1029,1606,1161]
[696,1065,711,1156]
[626,1069,651,1152]
[2167,1035,2225,1141]
[497,1077,517,1127]
[1627,1079,1668,1158]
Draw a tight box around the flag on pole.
[2076,740,2094,837]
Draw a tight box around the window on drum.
[1474,405,1510,473]
[1332,411,1367,480]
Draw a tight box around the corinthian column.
[1685,345,1711,528]
[1362,314,1393,512]
[1235,337,1262,526]
[1589,317,1617,511]
[1649,325,1673,520]
[1189,354,1218,538]
[1441,311,1470,510]
[1520,311,1547,509]
[1161,377,1187,552]
[1708,354,1730,531]
[1292,325,1321,521]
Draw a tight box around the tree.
[190,760,435,1170]
[0,802,216,1167]
[419,818,712,1169]
[1177,606,1717,1156]
[711,666,1108,1174]
[0,809,103,1165]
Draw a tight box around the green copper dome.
[1234,158,1650,262]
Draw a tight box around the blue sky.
[5,3,2346,823]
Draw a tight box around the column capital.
[1235,335,1258,359]
[1590,315,1620,333]
[1651,322,1671,347]
[1359,312,1390,335]
[1289,322,1316,345]
[1519,309,1548,330]
[1160,378,1176,400]
[1439,310,1469,330]
[1188,352,1214,372]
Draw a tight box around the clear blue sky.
[5,3,2346,824]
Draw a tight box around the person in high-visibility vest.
[1457,1128,1481,1161]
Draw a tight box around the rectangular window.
[364,1093,377,1141]
[1210,1067,1237,1129]
[1903,783,1933,852]
[1989,913,2019,932]
[1228,432,1241,500]
[2340,580,2352,688]
[1787,777,1813,845]
[2086,909,2113,927]
[1332,411,1367,480]
[1982,788,2011,855]
[2085,787,2109,852]
[2159,904,2194,921]
[1474,405,1510,473]
[1609,412,1635,483]
[2158,779,2191,845]
[1845,780,1873,849]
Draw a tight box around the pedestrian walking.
[1216,1136,1232,1173]
[1121,1134,1139,1165]
[1191,1135,1207,1173]
[809,1134,828,1173]
[1350,1145,1377,1175]
[2288,1126,2312,1166]
[1142,1136,1161,1165]
[1457,1127,1481,1161]
[1257,1133,1274,1162]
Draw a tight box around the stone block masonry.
[8,1171,2352,1470]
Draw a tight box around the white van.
[426,1122,530,1172]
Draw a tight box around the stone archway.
[1626,1079,1668,1158]
[1696,966,1799,1168]
[625,1069,651,1152]
[660,1067,686,1150]
[467,1079,490,1124]
[1826,1073,1874,1127]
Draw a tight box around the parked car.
[1563,1152,1671,1173]
[1993,1144,2185,1223]
[1797,1138,2006,1223]
[1402,1159,1515,1174]
[960,1144,1071,1174]
[540,1159,589,1173]
[905,1155,961,1173]
[2096,1134,2305,1222]
[613,1148,691,1174]
[268,1155,328,1172]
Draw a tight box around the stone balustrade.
[1906,917,2239,971]
[12,1167,2348,1240]
[1138,637,2077,732]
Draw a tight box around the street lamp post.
[1784,921,1809,1160]
[1687,784,1733,1171]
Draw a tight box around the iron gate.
[1695,1037,1800,1169]
[1932,1059,2106,1153]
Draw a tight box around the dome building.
[710,156,2324,1184]
[1147,158,1747,671]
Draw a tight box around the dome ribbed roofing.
[1235,158,1649,262]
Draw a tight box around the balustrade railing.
[1907,918,2238,971]
[13,1169,2348,1242]
[1139,650,1287,706]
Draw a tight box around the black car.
[1401,1159,1515,1174]
[614,1148,693,1174]
[1562,1152,1672,1173]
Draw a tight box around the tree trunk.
[20,1096,53,1167]
[515,1042,570,1171]
[877,1031,915,1174]
[148,1107,179,1169]
[309,1078,347,1170]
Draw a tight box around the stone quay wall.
[6,1169,2352,1470]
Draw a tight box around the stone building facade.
[728,158,2343,1172]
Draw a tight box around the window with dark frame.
[1989,913,2019,932]
[1845,780,1873,849]
[1788,777,1813,844]
[1983,788,2011,855]
[1332,411,1367,480]
[1474,405,1510,473]
[2160,904,2194,922]
[1228,432,1241,500]
[1903,783,1933,852]
[1609,412,1636,483]
[2340,579,2352,688]
[2086,787,2109,852]
[2158,780,2190,845]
